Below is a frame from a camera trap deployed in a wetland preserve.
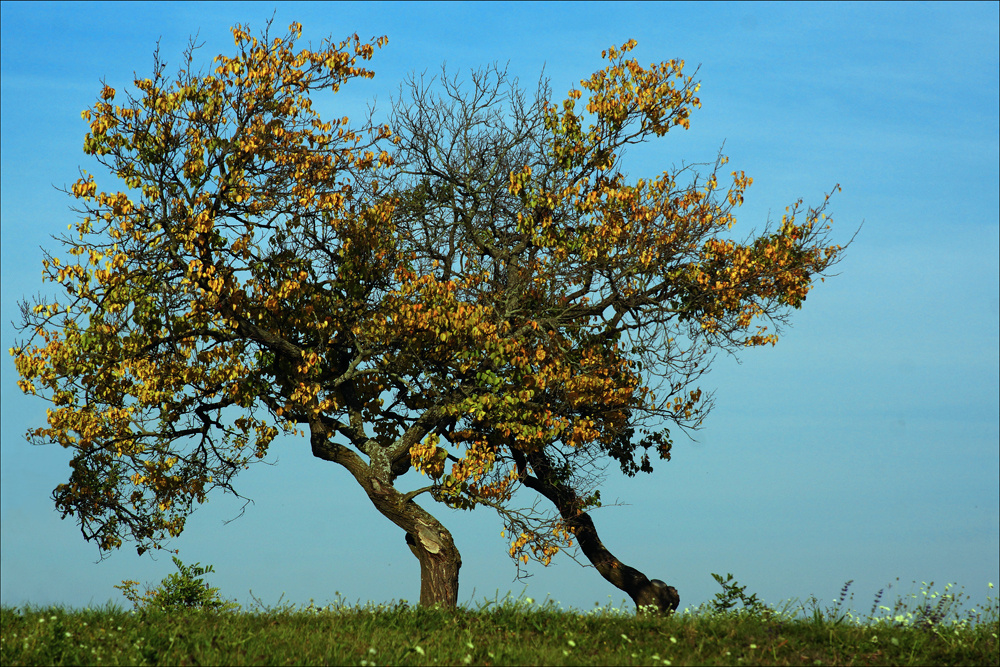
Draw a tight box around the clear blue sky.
[2,1,998,614]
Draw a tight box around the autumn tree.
[12,22,842,612]
[382,48,842,612]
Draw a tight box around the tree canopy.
[12,21,842,612]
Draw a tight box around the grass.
[2,583,997,666]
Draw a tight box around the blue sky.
[2,1,997,614]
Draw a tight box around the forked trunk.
[517,450,680,614]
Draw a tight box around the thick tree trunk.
[516,449,680,614]
[405,529,461,607]
[310,424,462,608]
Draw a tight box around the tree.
[12,22,842,612]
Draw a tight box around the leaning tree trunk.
[516,449,680,614]
[405,525,461,607]
[310,424,462,608]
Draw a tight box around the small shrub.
[115,556,239,613]
[710,572,768,614]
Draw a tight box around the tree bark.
[310,423,462,608]
[405,528,461,607]
[515,449,680,614]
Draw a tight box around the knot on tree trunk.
[635,578,680,614]
[404,526,462,608]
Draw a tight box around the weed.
[114,556,239,613]
[710,572,769,615]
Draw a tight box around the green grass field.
[3,581,998,667]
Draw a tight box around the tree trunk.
[310,425,462,608]
[516,449,680,614]
[405,528,461,607]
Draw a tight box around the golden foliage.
[12,24,842,565]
